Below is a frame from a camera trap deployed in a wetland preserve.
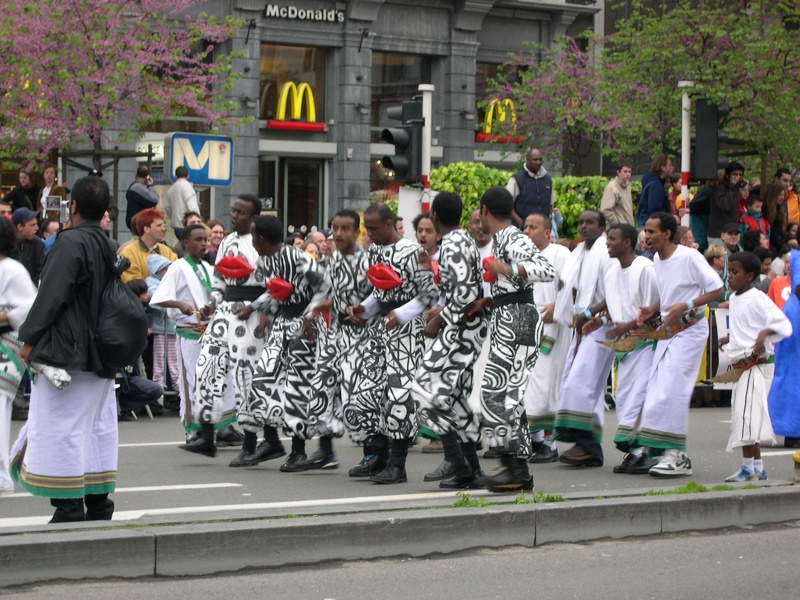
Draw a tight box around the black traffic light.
[694,99,730,180]
[381,99,423,184]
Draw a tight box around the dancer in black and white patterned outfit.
[184,195,265,458]
[349,203,438,484]
[412,192,488,489]
[286,210,385,474]
[231,215,326,471]
[465,186,555,493]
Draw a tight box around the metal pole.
[418,84,434,188]
[678,80,694,227]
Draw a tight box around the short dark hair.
[745,195,761,208]
[753,246,772,263]
[175,166,188,179]
[182,211,203,227]
[725,161,745,175]
[412,211,431,232]
[741,230,762,252]
[126,278,148,297]
[72,176,110,220]
[38,218,58,238]
[136,165,150,179]
[728,251,761,279]
[182,223,206,241]
[608,223,638,251]
[529,213,552,231]
[364,202,394,223]
[253,215,283,245]
[616,161,632,172]
[0,217,17,257]
[431,192,463,227]
[774,168,791,180]
[581,209,606,229]
[480,186,513,219]
[647,211,677,242]
[334,209,360,230]
[237,194,262,217]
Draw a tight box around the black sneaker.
[216,426,245,447]
[279,452,307,472]
[348,454,388,477]
[439,468,485,489]
[528,445,559,464]
[282,449,339,472]
[627,453,659,475]
[423,460,471,482]
[482,447,502,459]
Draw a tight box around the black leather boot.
[370,438,409,484]
[475,453,534,493]
[424,431,470,481]
[179,423,216,458]
[349,434,389,477]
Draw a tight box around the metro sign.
[164,133,234,187]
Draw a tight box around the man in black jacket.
[15,176,120,523]
[12,207,45,284]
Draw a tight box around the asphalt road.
[5,521,799,598]
[2,406,797,527]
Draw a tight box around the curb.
[1,484,799,587]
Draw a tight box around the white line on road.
[760,450,800,457]
[0,491,458,529]
[119,438,292,448]
[0,483,242,500]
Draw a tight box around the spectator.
[0,217,37,494]
[720,223,742,255]
[600,162,634,226]
[285,232,304,248]
[634,229,654,260]
[676,226,698,250]
[207,219,225,253]
[0,200,12,219]
[636,154,674,226]
[99,210,119,252]
[304,230,329,266]
[752,246,774,293]
[704,244,730,304]
[125,165,159,230]
[762,183,788,253]
[15,176,120,523]
[38,218,59,241]
[13,207,45,284]
[774,168,800,223]
[768,253,792,309]
[146,255,179,402]
[708,161,745,247]
[739,195,770,244]
[165,166,199,240]
[36,163,67,220]
[300,240,320,261]
[786,221,799,242]
[4,170,40,212]
[689,176,718,252]
[506,147,556,227]
[118,208,177,282]
[742,230,767,253]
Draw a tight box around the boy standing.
[719,252,791,481]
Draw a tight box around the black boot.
[179,423,216,458]
[475,453,534,493]
[280,437,307,472]
[424,431,471,482]
[440,441,484,489]
[349,434,389,477]
[229,430,260,467]
[248,425,287,464]
[216,425,245,447]
[49,498,85,523]
[84,494,114,521]
[370,438,409,484]
[290,435,339,472]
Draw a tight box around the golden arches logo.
[482,98,516,135]
[276,82,316,122]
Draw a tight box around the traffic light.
[381,99,423,184]
[694,99,730,180]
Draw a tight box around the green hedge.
[429,162,642,239]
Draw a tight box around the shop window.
[370,52,431,143]
[260,44,325,123]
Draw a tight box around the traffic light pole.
[678,80,693,226]
[418,84,434,188]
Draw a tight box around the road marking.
[119,438,292,448]
[0,491,459,529]
[0,483,242,500]
[761,450,800,457]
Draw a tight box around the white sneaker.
[649,448,693,478]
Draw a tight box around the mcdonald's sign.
[475,98,523,143]
[266,81,325,132]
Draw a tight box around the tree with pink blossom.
[0,0,243,168]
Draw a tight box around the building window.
[260,44,325,122]
[370,52,431,142]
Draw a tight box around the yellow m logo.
[275,82,317,122]
[482,98,516,135]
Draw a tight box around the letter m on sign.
[164,133,234,187]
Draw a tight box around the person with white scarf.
[552,210,614,467]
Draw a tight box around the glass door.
[283,158,322,232]
[259,157,279,216]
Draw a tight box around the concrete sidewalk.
[2,482,799,587]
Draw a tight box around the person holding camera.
[125,165,159,230]
[708,162,745,248]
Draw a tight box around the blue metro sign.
[164,133,234,187]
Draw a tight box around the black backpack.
[94,248,149,370]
